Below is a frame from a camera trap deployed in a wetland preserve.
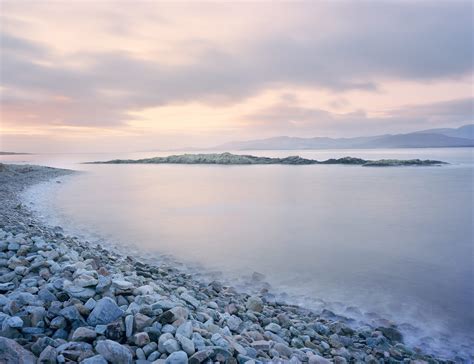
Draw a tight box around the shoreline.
[0,164,464,363]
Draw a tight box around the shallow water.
[5,148,473,358]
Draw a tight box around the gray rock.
[163,338,180,354]
[264,322,281,333]
[0,336,37,364]
[176,333,195,356]
[151,299,177,311]
[378,326,403,343]
[308,354,331,364]
[162,324,176,334]
[72,327,97,342]
[176,321,193,338]
[165,351,188,364]
[125,315,134,337]
[211,333,230,349]
[3,315,23,328]
[226,315,243,332]
[66,285,96,300]
[87,297,123,326]
[0,282,15,292]
[60,305,83,322]
[158,333,174,353]
[180,293,200,308]
[133,332,150,347]
[134,313,152,332]
[84,298,96,311]
[112,279,134,290]
[246,296,263,313]
[273,343,293,358]
[38,345,57,364]
[80,355,108,364]
[250,340,270,351]
[95,276,111,293]
[50,316,67,329]
[159,306,189,324]
[189,349,213,364]
[95,340,132,364]
[142,342,158,356]
[74,275,98,288]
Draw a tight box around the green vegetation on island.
[87,152,446,167]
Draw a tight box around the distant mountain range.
[213,124,474,150]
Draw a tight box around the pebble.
[95,339,133,364]
[165,350,188,364]
[87,297,124,326]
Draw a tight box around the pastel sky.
[1,1,473,152]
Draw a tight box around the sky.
[0,1,473,153]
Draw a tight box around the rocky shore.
[86,152,446,167]
[0,164,456,363]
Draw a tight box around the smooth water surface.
[4,148,473,357]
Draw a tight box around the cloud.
[1,1,472,130]
[245,98,474,137]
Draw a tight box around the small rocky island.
[88,152,446,167]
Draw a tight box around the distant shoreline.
[0,151,32,155]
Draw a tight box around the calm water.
[4,148,473,358]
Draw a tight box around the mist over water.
[8,148,473,358]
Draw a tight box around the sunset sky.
[1,1,473,153]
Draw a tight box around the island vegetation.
[88,152,446,167]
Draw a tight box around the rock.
[125,315,133,337]
[163,338,180,354]
[84,298,96,311]
[378,327,403,343]
[38,345,57,364]
[95,340,132,364]
[264,322,281,333]
[74,275,98,287]
[142,342,158,356]
[273,343,293,358]
[334,356,348,364]
[165,351,188,364]
[159,306,189,324]
[308,354,331,364]
[158,333,174,352]
[176,333,195,356]
[176,321,193,338]
[50,316,67,329]
[66,285,96,300]
[87,297,123,326]
[151,299,177,311]
[181,292,200,308]
[246,296,263,313]
[189,349,213,364]
[80,355,108,364]
[0,282,15,292]
[72,327,97,342]
[95,276,111,293]
[134,313,152,332]
[0,336,37,363]
[60,305,83,322]
[112,279,134,290]
[3,315,23,328]
[133,332,150,347]
[226,315,242,332]
[251,340,270,351]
